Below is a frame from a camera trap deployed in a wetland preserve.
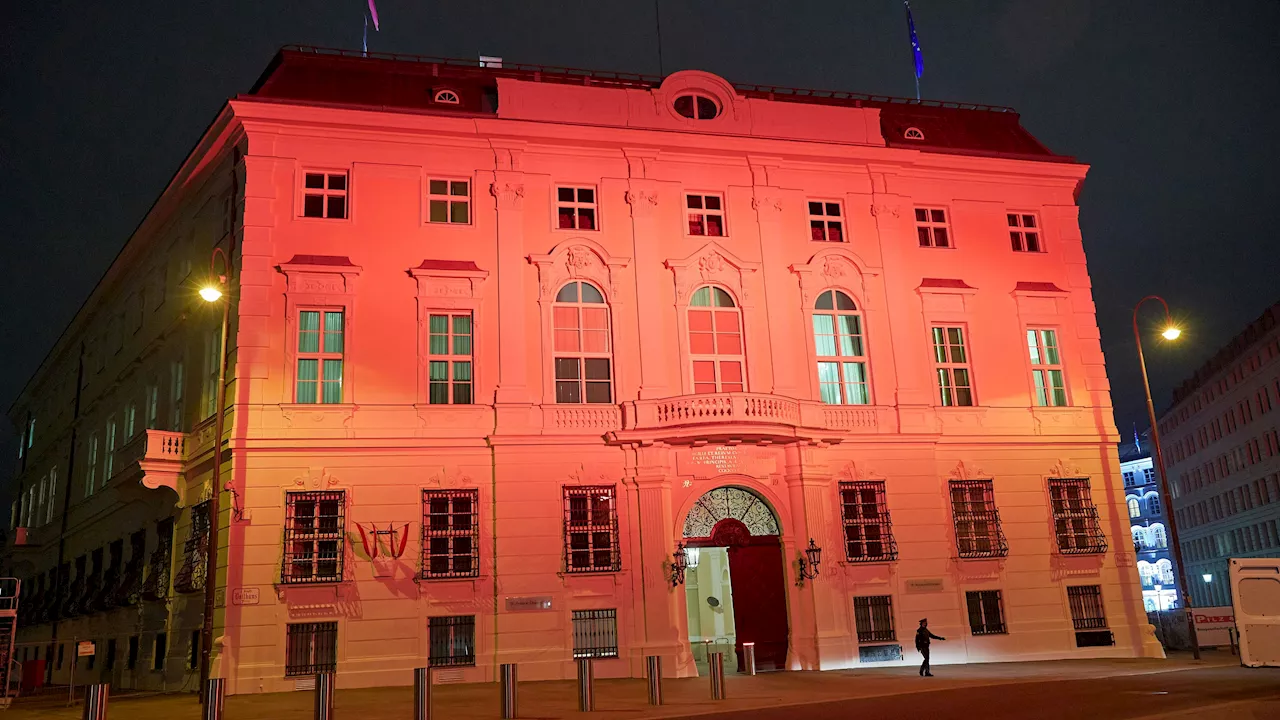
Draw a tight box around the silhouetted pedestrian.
[915,618,944,676]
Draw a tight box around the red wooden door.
[726,539,789,671]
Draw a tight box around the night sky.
[2,1,1277,481]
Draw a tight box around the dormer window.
[904,127,925,140]
[433,89,461,105]
[674,93,719,120]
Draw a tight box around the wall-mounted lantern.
[797,538,822,585]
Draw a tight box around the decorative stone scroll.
[665,242,760,307]
[529,238,630,302]
[790,248,875,309]
[948,460,987,481]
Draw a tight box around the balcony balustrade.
[613,392,882,444]
[138,429,185,494]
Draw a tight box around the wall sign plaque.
[505,596,554,612]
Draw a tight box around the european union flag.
[905,1,924,80]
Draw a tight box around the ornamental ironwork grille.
[682,486,780,538]
[965,590,1007,635]
[852,595,896,642]
[173,501,210,593]
[949,480,1009,558]
[1048,478,1108,555]
[285,622,338,676]
[563,486,620,573]
[839,481,898,562]
[571,609,619,659]
[428,615,477,667]
[282,491,346,584]
[142,519,173,601]
[422,489,480,579]
[1067,585,1108,630]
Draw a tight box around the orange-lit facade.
[5,48,1162,694]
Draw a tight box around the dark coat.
[915,626,944,650]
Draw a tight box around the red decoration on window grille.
[357,523,411,560]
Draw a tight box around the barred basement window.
[965,590,1007,635]
[285,622,338,677]
[949,479,1009,558]
[282,491,346,584]
[839,481,898,561]
[852,595,896,642]
[1066,585,1107,630]
[173,501,210,593]
[1048,478,1108,554]
[422,489,480,579]
[571,609,619,659]
[428,615,476,667]
[563,486,620,573]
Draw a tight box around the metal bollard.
[741,642,756,676]
[500,663,518,719]
[645,655,663,706]
[203,678,226,720]
[82,683,109,720]
[576,658,594,712]
[413,667,433,720]
[315,672,336,720]
[708,652,726,700]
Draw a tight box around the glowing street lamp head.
[1161,327,1181,341]
[199,286,223,303]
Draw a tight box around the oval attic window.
[903,127,925,140]
[674,93,720,120]
[433,89,461,105]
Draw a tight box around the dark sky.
[2,1,1278,476]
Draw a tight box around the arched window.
[1137,560,1156,586]
[688,286,744,393]
[433,89,460,105]
[1149,523,1168,549]
[553,282,612,403]
[813,290,869,404]
[1156,558,1174,584]
[674,93,720,120]
[903,127,925,140]
[1127,497,1141,518]
[1146,492,1162,516]
[1131,525,1146,549]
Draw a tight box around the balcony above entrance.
[610,392,883,445]
[138,429,185,494]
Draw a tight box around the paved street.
[5,651,1277,719]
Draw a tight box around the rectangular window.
[852,595,896,642]
[1027,329,1067,406]
[553,293,613,403]
[563,486,620,573]
[1008,213,1042,252]
[428,179,471,224]
[839,481,897,561]
[127,636,139,670]
[914,207,950,248]
[1067,585,1107,629]
[427,314,473,404]
[153,632,167,671]
[556,187,597,230]
[422,489,480,579]
[296,310,344,404]
[188,630,200,669]
[145,383,159,430]
[571,609,619,659]
[932,326,974,406]
[85,433,99,497]
[282,491,346,584]
[202,329,220,419]
[285,622,338,677]
[813,295,869,405]
[686,193,725,236]
[104,419,117,485]
[428,615,477,667]
[169,360,184,431]
[808,200,844,242]
[302,172,348,219]
[965,590,1007,635]
[1048,478,1107,554]
[950,479,1008,558]
[124,402,137,440]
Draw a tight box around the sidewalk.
[4,650,1239,719]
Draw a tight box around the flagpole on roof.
[364,0,381,56]
[904,1,924,101]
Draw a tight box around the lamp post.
[1132,295,1199,659]
[198,247,232,700]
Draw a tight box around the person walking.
[915,618,945,676]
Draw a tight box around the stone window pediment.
[665,242,760,307]
[530,239,630,303]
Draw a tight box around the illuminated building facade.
[4,47,1162,694]
[1118,439,1180,611]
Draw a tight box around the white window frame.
[555,186,599,231]
[1008,212,1043,253]
[169,361,185,432]
[85,434,99,497]
[685,193,727,237]
[300,170,349,220]
[295,309,346,404]
[45,467,57,525]
[914,207,952,248]
[426,178,472,225]
[1027,328,1068,407]
[813,290,870,405]
[426,312,474,405]
[688,286,746,394]
[931,325,975,407]
[807,200,845,242]
[104,418,117,487]
[552,282,614,405]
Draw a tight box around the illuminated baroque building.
[4,47,1162,694]
[1118,435,1180,611]
[1159,302,1280,608]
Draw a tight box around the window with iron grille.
[422,489,479,579]
[173,501,210,593]
[428,615,476,667]
[142,518,173,601]
[1066,585,1107,630]
[852,595,896,642]
[282,491,346,584]
[571,609,619,658]
[949,480,1008,558]
[563,486,620,573]
[965,590,1007,635]
[1048,478,1108,554]
[285,622,338,677]
[839,481,897,561]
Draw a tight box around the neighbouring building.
[1118,434,1180,611]
[1159,302,1280,609]
[2,46,1163,695]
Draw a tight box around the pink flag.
[367,0,380,31]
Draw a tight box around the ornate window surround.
[410,260,489,407]
[791,249,882,405]
[665,242,760,396]
[278,256,362,409]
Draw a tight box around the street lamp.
[198,247,232,700]
[1132,295,1199,659]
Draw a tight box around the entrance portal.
[682,486,789,672]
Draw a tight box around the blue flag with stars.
[905,1,924,79]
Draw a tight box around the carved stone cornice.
[529,239,631,302]
[789,248,877,308]
[664,242,761,307]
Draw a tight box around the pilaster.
[490,166,532,408]
[625,149,672,399]
[750,170,800,396]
